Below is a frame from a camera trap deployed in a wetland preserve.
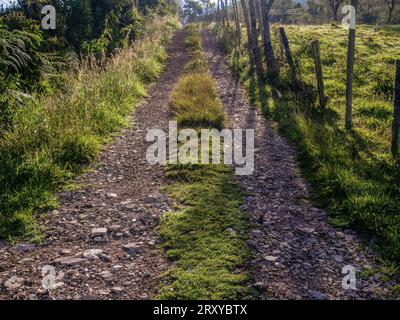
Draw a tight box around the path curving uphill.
[0,30,188,300]
[201,29,393,300]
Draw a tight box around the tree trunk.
[248,0,265,80]
[233,0,241,42]
[261,0,278,81]
[388,6,394,24]
[240,0,255,72]
[220,0,226,26]
[392,60,400,159]
[255,0,264,35]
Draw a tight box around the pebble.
[265,255,278,262]
[111,286,124,294]
[18,258,34,264]
[309,290,327,300]
[333,255,344,263]
[122,243,144,256]
[143,196,156,204]
[54,256,88,266]
[91,228,108,237]
[15,244,36,253]
[83,249,103,259]
[4,276,25,290]
[106,193,118,198]
[109,225,121,232]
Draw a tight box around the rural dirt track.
[201,29,393,300]
[0,28,395,300]
[0,30,188,300]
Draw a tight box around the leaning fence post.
[279,27,300,89]
[345,2,357,130]
[391,60,400,160]
[311,40,328,109]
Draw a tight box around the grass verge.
[157,25,251,299]
[214,23,400,262]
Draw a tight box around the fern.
[0,24,32,72]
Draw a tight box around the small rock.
[143,272,151,278]
[99,289,111,295]
[54,256,88,266]
[15,244,36,253]
[19,258,34,264]
[99,253,111,262]
[83,249,103,260]
[143,196,156,204]
[309,290,327,300]
[265,255,278,262]
[91,228,107,238]
[297,226,315,234]
[99,270,112,279]
[122,243,144,256]
[106,193,118,198]
[333,255,344,263]
[60,249,72,255]
[4,276,25,290]
[115,232,124,239]
[111,286,124,294]
[109,225,121,232]
[254,282,265,289]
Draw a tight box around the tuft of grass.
[0,15,179,241]
[157,26,251,300]
[169,73,225,129]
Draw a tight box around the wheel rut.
[0,30,188,300]
[201,29,392,300]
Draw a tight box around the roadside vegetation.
[157,24,251,299]
[215,23,400,262]
[0,2,179,241]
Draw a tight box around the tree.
[260,0,278,81]
[385,0,400,23]
[183,0,203,21]
[248,0,264,80]
[307,0,324,23]
[240,0,255,69]
[326,0,344,21]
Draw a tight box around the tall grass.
[0,15,180,241]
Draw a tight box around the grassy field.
[157,25,251,299]
[218,24,400,262]
[0,16,179,241]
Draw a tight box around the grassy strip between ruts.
[157,24,251,300]
[214,23,400,265]
[0,16,180,241]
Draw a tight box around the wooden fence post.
[311,40,328,109]
[279,27,300,89]
[392,60,400,160]
[345,26,356,130]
